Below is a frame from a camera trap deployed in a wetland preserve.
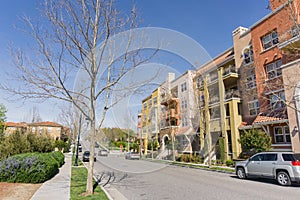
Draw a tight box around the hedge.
[0,151,65,183]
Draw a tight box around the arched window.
[243,44,253,64]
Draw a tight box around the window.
[243,44,253,64]
[270,91,285,109]
[181,100,187,111]
[181,117,188,127]
[274,126,290,143]
[246,74,256,89]
[143,102,147,110]
[265,60,282,79]
[261,30,279,50]
[148,99,152,108]
[248,100,259,116]
[153,97,157,105]
[47,127,52,133]
[251,154,263,161]
[209,106,220,119]
[264,154,277,161]
[31,127,36,133]
[181,82,187,92]
[282,153,297,161]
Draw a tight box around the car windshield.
[84,152,90,156]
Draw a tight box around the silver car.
[125,152,140,160]
[235,152,300,186]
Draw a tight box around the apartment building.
[139,0,300,159]
[141,88,161,155]
[237,0,300,152]
[159,71,198,155]
[195,47,242,160]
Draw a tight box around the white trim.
[272,144,292,147]
[281,58,300,69]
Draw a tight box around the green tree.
[0,131,31,160]
[0,104,7,140]
[238,129,272,157]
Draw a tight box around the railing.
[223,65,237,76]
[225,89,240,99]
[209,95,219,104]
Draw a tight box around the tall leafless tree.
[1,0,157,194]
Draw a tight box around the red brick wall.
[250,3,297,112]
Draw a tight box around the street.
[92,153,300,200]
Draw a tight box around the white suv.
[235,152,300,186]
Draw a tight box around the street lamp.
[74,114,82,166]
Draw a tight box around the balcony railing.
[225,89,240,100]
[209,95,220,105]
[223,65,237,76]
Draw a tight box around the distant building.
[3,121,70,141]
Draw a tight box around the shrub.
[225,160,234,167]
[0,132,54,161]
[0,152,64,183]
[239,129,272,157]
[180,154,202,163]
[50,151,65,167]
[53,140,70,153]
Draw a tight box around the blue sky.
[0,0,271,125]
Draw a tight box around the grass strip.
[70,159,108,200]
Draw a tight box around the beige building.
[195,47,242,161]
[4,121,70,141]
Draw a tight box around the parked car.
[98,149,109,156]
[82,151,96,162]
[235,152,300,186]
[125,152,140,160]
[95,142,100,148]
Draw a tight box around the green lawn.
[70,158,109,200]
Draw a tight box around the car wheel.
[277,171,291,186]
[237,167,246,179]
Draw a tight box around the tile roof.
[3,122,27,127]
[4,121,64,128]
[29,121,63,127]
[239,109,288,129]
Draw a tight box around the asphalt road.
[93,153,300,200]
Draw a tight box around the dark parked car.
[98,149,109,156]
[235,152,300,186]
[82,151,96,162]
[125,152,140,160]
[95,142,100,148]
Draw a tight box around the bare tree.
[1,0,157,194]
[24,106,42,123]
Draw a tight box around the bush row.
[180,154,203,163]
[0,151,65,183]
[0,131,70,161]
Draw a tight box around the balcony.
[209,95,220,105]
[278,25,300,51]
[225,89,240,100]
[222,65,239,87]
[165,109,179,119]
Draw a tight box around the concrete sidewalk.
[31,153,72,200]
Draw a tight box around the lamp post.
[74,114,82,166]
